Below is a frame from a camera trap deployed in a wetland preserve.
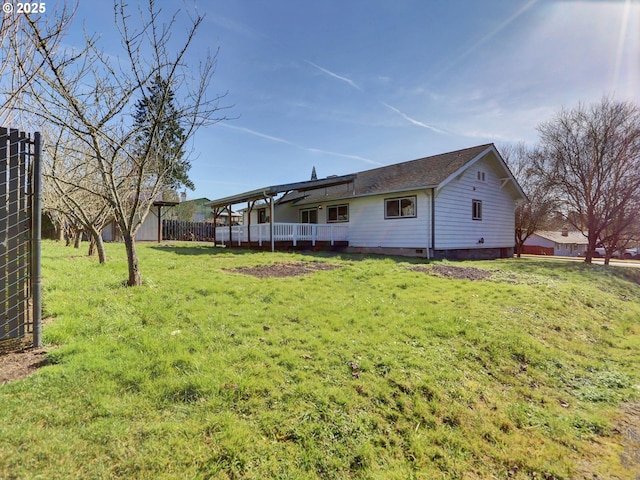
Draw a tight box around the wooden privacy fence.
[163,219,216,242]
[0,127,42,349]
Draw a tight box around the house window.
[472,199,482,220]
[477,170,486,182]
[385,196,416,219]
[327,204,349,223]
[300,208,318,224]
[258,208,268,224]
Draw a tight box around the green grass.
[1,241,640,479]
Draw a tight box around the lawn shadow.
[150,242,261,257]
[150,243,430,263]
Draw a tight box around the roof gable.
[350,144,493,193]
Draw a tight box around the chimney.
[180,191,187,203]
[561,227,569,237]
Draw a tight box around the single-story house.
[206,143,526,259]
[522,230,588,256]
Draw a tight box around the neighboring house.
[167,197,214,222]
[214,209,242,226]
[522,230,588,256]
[207,144,526,259]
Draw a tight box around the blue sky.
[66,0,639,201]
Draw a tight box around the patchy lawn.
[1,242,639,479]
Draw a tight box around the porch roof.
[205,174,356,209]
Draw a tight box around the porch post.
[247,201,252,246]
[213,208,218,245]
[270,195,275,252]
[228,204,232,246]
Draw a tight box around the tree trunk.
[515,241,522,258]
[123,232,141,286]
[89,227,107,264]
[584,236,596,264]
[56,222,64,242]
[73,230,82,248]
[88,236,96,256]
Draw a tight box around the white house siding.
[346,191,430,249]
[277,190,431,252]
[434,154,515,251]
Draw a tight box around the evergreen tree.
[133,75,194,190]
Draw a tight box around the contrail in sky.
[222,124,380,165]
[383,103,447,134]
[305,60,363,91]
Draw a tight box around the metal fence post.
[31,132,42,348]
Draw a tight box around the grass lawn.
[1,241,639,479]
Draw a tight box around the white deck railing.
[215,222,348,247]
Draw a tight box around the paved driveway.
[520,254,640,269]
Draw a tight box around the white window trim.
[472,199,482,221]
[300,207,318,224]
[327,204,349,223]
[385,196,417,219]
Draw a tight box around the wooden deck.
[214,223,349,252]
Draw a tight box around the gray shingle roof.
[534,231,588,244]
[281,143,495,204]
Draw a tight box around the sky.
[63,0,640,201]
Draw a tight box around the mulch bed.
[412,264,493,281]
[227,262,341,278]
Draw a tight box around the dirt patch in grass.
[412,264,493,281]
[617,403,640,474]
[0,347,50,384]
[227,262,341,278]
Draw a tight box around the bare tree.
[0,3,75,126]
[535,97,640,263]
[15,0,230,285]
[596,188,640,264]
[42,129,112,263]
[500,142,555,257]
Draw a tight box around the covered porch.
[206,174,355,252]
[214,222,348,250]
